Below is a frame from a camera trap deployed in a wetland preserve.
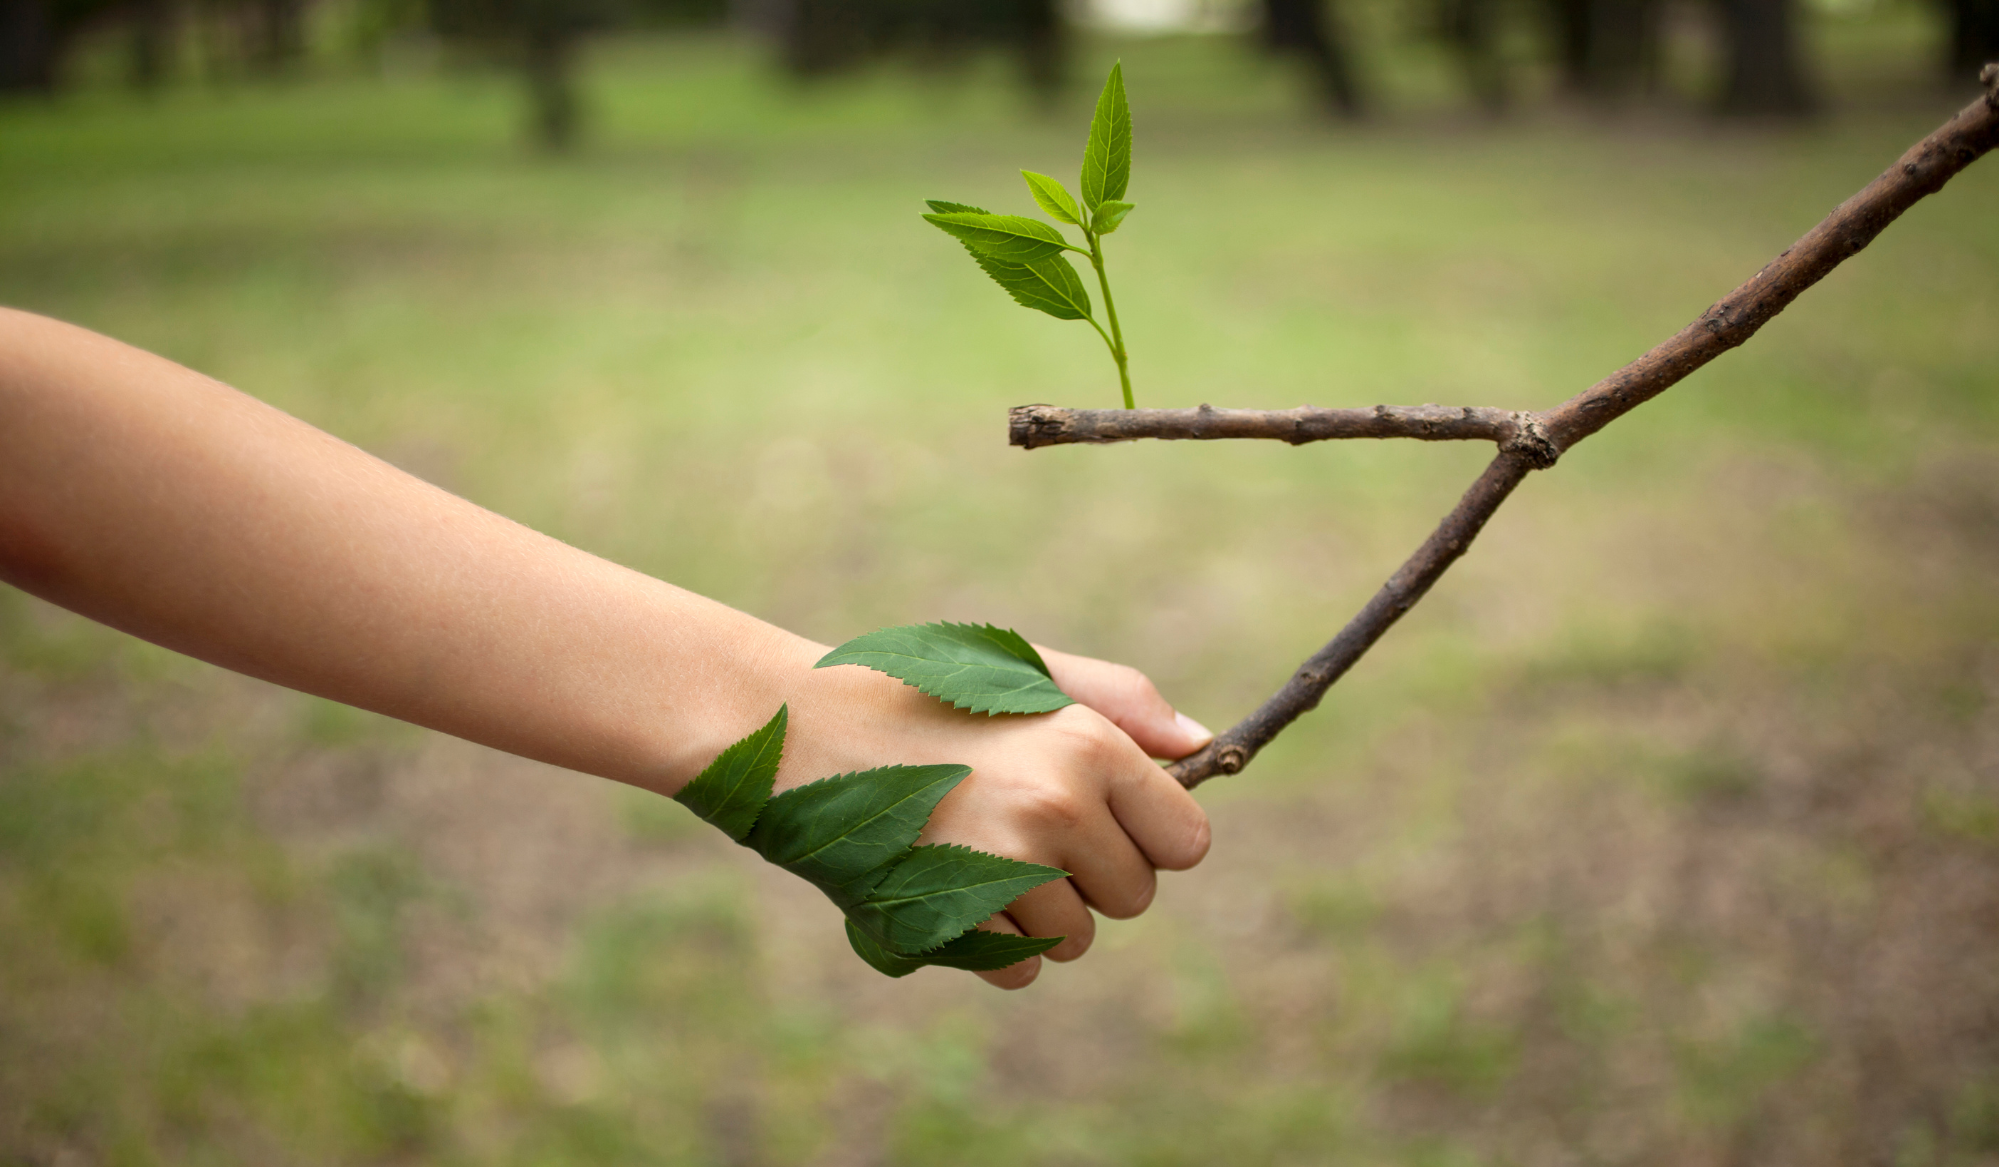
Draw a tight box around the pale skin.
[0,307,1212,989]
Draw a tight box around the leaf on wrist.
[845,843,1068,956]
[815,622,1075,715]
[1091,200,1135,235]
[1021,170,1082,225]
[921,211,1070,265]
[1081,60,1131,212]
[672,705,786,841]
[846,919,1062,977]
[680,693,1072,979]
[745,763,969,893]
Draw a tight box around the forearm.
[0,308,805,790]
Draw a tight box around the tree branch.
[1015,70,1999,790]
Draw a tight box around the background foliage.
[1,10,1994,1166]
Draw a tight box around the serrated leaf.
[845,919,1062,977]
[922,212,1069,264]
[1021,170,1082,225]
[967,250,1092,321]
[745,764,970,896]
[925,199,989,215]
[1081,60,1131,211]
[1091,200,1135,235]
[672,705,785,841]
[847,844,1068,955]
[815,622,1075,715]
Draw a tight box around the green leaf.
[1091,200,1135,235]
[815,622,1075,715]
[967,251,1092,321]
[1081,60,1132,211]
[745,764,970,897]
[922,212,1070,264]
[925,199,989,215]
[672,705,786,841]
[1020,170,1082,225]
[847,844,1068,955]
[845,920,1062,977]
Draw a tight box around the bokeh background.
[2,1,1994,1163]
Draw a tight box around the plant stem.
[1084,228,1134,409]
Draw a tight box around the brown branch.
[1009,402,1560,465]
[1018,71,1999,790]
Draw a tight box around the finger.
[1106,750,1212,872]
[1038,646,1213,760]
[1005,877,1096,962]
[972,912,1041,990]
[1057,803,1159,920]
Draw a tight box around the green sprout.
[924,61,1139,409]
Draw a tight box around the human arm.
[0,307,1211,987]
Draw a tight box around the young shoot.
[923,61,1139,409]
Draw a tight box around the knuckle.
[1097,872,1156,920]
[1019,782,1089,830]
[1047,915,1096,961]
[1155,809,1212,871]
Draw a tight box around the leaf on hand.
[846,844,1068,956]
[746,764,971,898]
[815,622,1075,715]
[845,919,1062,977]
[672,705,786,841]
[1081,60,1132,212]
[1021,170,1082,225]
[922,211,1070,265]
[925,199,989,215]
[1091,200,1135,235]
[967,250,1092,321]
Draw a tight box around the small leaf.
[925,199,989,215]
[1091,200,1135,235]
[747,764,971,897]
[815,622,1075,715]
[967,250,1092,321]
[672,706,785,842]
[922,212,1069,265]
[1021,170,1082,225]
[845,919,1061,977]
[1081,60,1132,211]
[847,844,1067,955]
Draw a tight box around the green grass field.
[1,23,1994,1166]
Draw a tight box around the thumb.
[1035,645,1215,761]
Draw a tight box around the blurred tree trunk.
[1261,0,1363,117]
[1012,0,1062,108]
[1715,0,1815,115]
[1547,0,1660,101]
[523,17,579,150]
[250,0,306,72]
[0,0,60,91]
[1942,0,1996,82]
[776,0,871,77]
[128,0,176,89]
[1440,0,1507,113]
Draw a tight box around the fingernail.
[1175,711,1213,746]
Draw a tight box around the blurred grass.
[2,21,1995,1167]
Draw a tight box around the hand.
[769,639,1213,989]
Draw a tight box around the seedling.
[925,62,1140,409]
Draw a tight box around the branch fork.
[1012,72,1999,789]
